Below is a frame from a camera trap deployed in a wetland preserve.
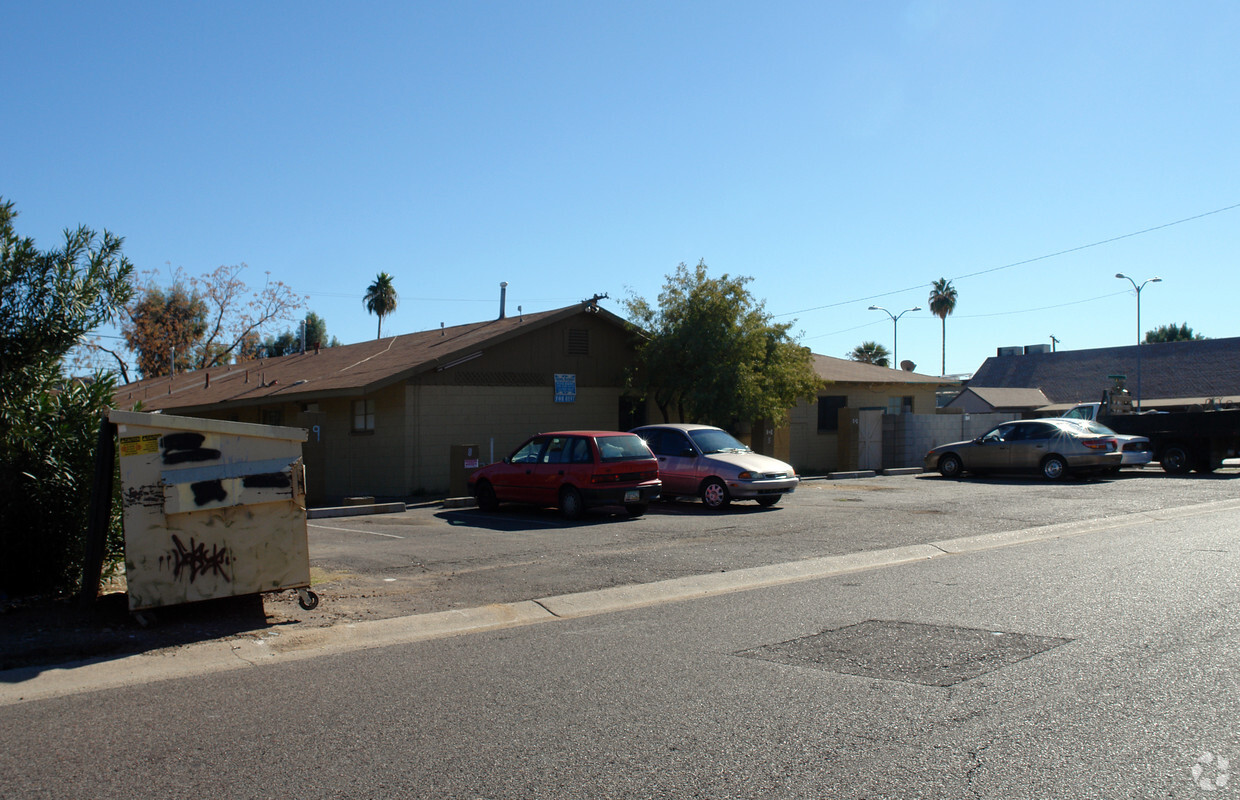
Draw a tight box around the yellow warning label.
[119,434,161,457]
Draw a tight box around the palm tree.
[363,272,398,339]
[848,341,890,367]
[928,278,958,376]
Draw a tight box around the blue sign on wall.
[554,373,576,403]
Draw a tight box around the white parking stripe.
[308,523,405,539]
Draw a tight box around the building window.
[352,399,375,432]
[261,409,283,427]
[886,396,915,415]
[817,395,847,432]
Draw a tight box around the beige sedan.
[924,418,1122,481]
[631,423,799,508]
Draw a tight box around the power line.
[777,201,1240,319]
[800,290,1129,341]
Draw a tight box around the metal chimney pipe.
[499,281,508,319]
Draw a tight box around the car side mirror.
[681,447,696,458]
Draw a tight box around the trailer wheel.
[1160,444,1192,475]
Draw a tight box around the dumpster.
[110,410,318,612]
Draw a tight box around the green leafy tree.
[0,198,133,596]
[1144,322,1205,344]
[624,260,821,427]
[262,311,341,357]
[849,341,891,367]
[928,277,958,376]
[364,272,398,338]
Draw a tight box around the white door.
[857,409,883,470]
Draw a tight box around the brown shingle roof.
[114,304,613,413]
[952,386,1050,409]
[810,353,956,385]
[967,337,1240,404]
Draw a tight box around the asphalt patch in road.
[739,619,1073,687]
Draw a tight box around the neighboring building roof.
[946,386,1049,411]
[810,353,957,386]
[113,302,629,413]
[967,337,1240,405]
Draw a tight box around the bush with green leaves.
[0,198,132,597]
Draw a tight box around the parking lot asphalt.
[275,466,1240,627]
[3,467,1238,680]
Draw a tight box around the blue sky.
[4,1,1237,377]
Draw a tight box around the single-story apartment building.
[788,355,957,473]
[115,300,649,504]
[113,298,959,499]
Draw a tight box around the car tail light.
[1082,437,1117,451]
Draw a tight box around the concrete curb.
[307,502,407,519]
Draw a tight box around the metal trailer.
[109,410,319,612]
[1098,409,1240,474]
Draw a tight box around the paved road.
[2,479,1238,798]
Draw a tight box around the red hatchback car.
[469,431,662,519]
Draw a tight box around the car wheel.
[937,453,963,479]
[559,486,585,520]
[756,496,780,507]
[625,503,647,517]
[474,480,498,512]
[1161,444,1191,474]
[1040,454,1068,481]
[700,477,730,509]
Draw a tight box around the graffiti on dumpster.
[242,472,291,489]
[161,534,232,583]
[123,484,165,510]
[160,432,221,464]
[190,479,228,507]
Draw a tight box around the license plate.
[624,490,640,503]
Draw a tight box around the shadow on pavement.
[0,592,281,678]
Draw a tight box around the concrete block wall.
[882,413,1008,469]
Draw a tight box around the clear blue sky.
[4,1,1237,377]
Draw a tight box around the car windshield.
[595,435,653,462]
[688,428,751,455]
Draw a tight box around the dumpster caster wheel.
[297,589,320,610]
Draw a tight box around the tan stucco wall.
[788,383,939,474]
[407,384,634,494]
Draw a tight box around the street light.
[1115,273,1162,410]
[868,305,921,369]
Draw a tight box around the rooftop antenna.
[1050,334,1060,352]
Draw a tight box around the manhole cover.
[739,620,1072,687]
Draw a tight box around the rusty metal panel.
[110,410,310,611]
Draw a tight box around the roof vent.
[499,281,508,320]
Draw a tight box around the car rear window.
[595,434,653,462]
